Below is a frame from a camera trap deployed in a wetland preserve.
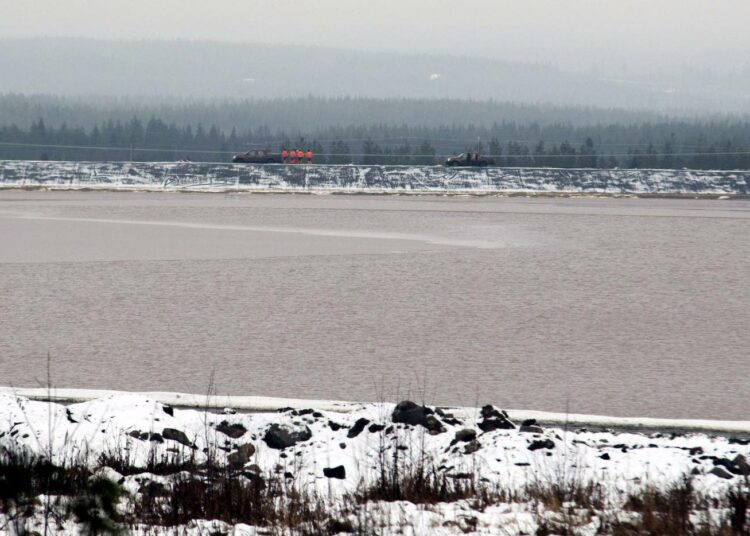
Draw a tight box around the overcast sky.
[1,0,748,74]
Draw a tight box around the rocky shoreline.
[1,391,749,534]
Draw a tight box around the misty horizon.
[2,36,749,114]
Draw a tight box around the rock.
[733,454,750,476]
[347,418,370,438]
[263,423,312,450]
[227,443,256,470]
[65,408,78,423]
[454,429,477,443]
[728,437,750,446]
[323,465,346,479]
[368,423,386,433]
[709,466,734,480]
[425,415,446,434]
[162,405,174,417]
[481,405,510,420]
[216,420,247,439]
[392,400,445,433]
[463,440,481,454]
[714,456,750,476]
[162,428,192,447]
[691,467,702,475]
[298,409,315,416]
[143,432,164,443]
[447,472,472,479]
[528,439,555,451]
[392,400,431,426]
[600,453,611,460]
[477,405,514,432]
[223,407,237,415]
[328,421,343,431]
[520,423,544,434]
[478,418,515,432]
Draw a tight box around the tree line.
[1,116,749,169]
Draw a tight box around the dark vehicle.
[232,150,281,164]
[444,152,494,167]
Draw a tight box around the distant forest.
[1,94,749,169]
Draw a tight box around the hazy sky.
[1,0,748,74]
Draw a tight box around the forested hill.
[1,94,749,169]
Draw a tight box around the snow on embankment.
[2,390,749,534]
[5,386,750,437]
[0,160,748,194]
[1,390,748,493]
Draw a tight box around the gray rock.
[263,423,312,450]
[463,440,481,454]
[425,415,446,435]
[323,465,346,479]
[454,429,477,443]
[162,428,192,447]
[347,418,370,438]
[528,439,555,451]
[733,454,750,476]
[228,443,256,469]
[520,424,544,434]
[709,466,734,479]
[392,400,445,433]
[481,405,510,420]
[216,420,247,439]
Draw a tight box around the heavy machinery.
[232,150,282,164]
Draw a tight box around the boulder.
[477,405,515,432]
[216,420,247,439]
[714,456,750,476]
[520,421,544,434]
[463,440,481,454]
[425,415,446,435]
[392,400,430,426]
[454,429,477,443]
[392,400,445,433]
[734,454,750,475]
[347,418,370,438]
[709,466,734,480]
[323,465,346,479]
[481,405,510,420]
[162,428,192,447]
[263,423,312,450]
[528,439,555,451]
[227,443,256,470]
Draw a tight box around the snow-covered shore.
[1,389,748,534]
[1,160,749,195]
[4,386,750,436]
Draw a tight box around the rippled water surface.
[1,191,748,419]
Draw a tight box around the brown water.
[1,191,748,419]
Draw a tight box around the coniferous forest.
[1,94,749,169]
